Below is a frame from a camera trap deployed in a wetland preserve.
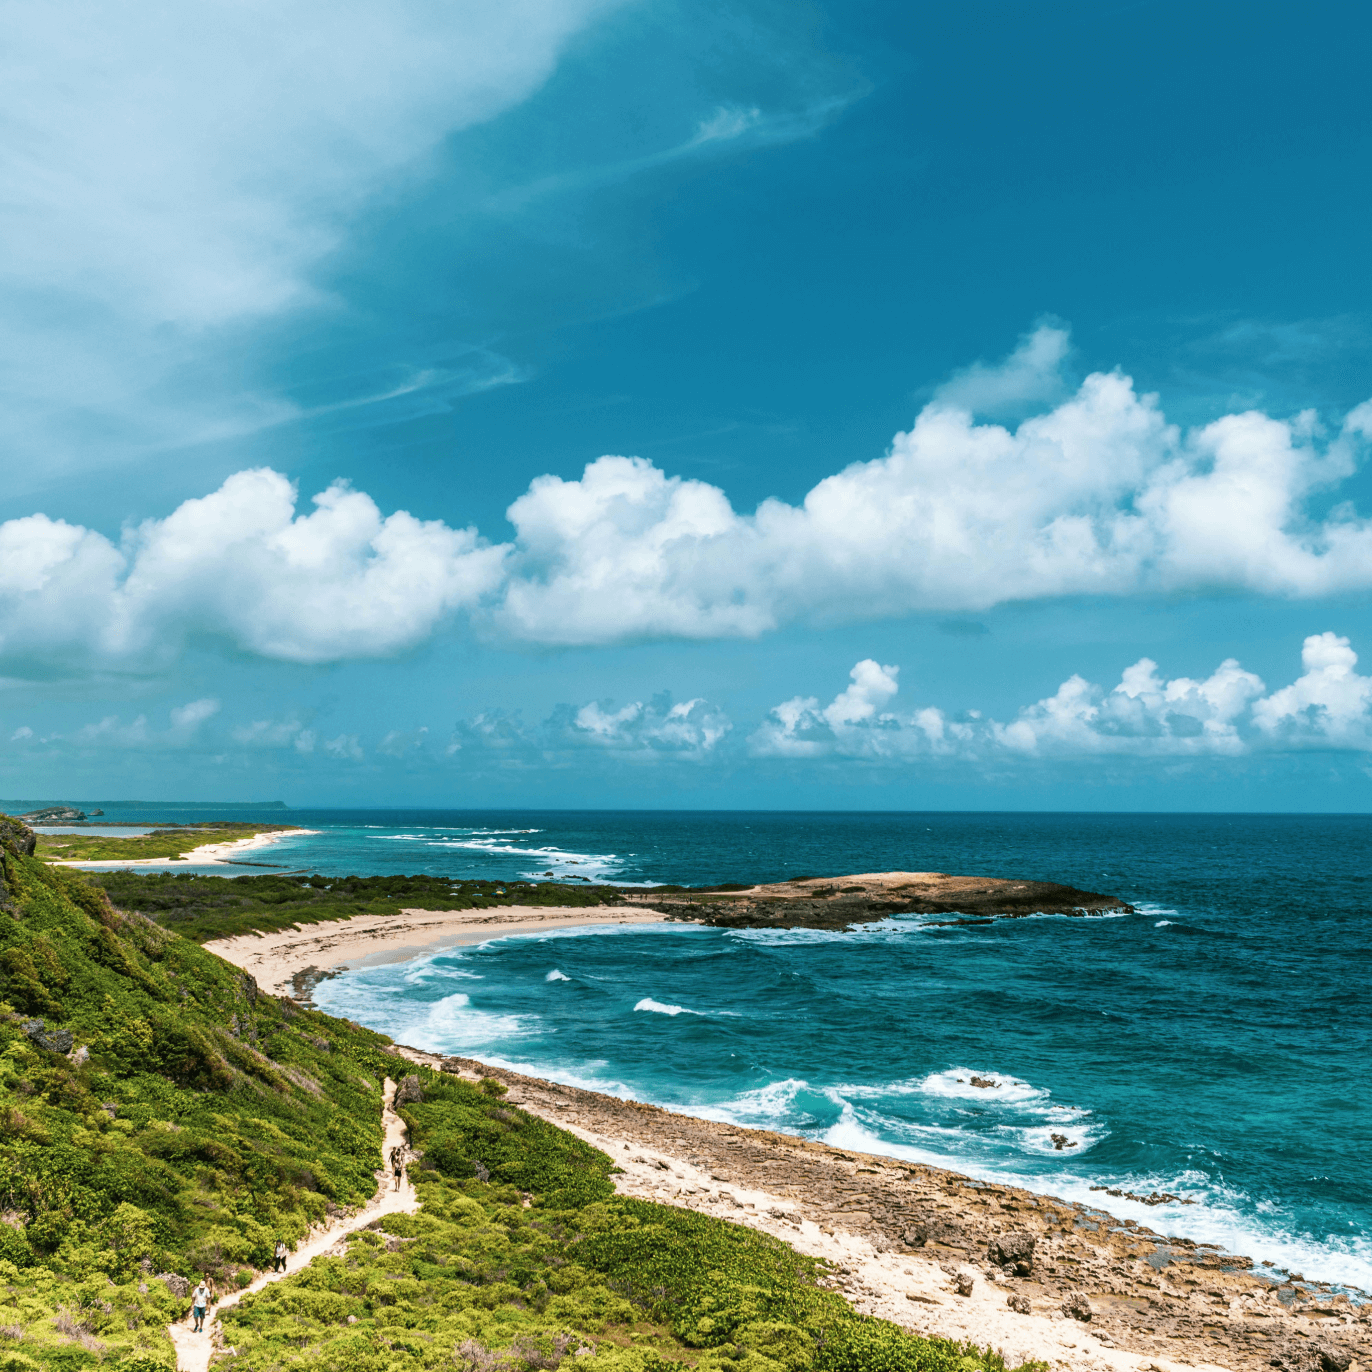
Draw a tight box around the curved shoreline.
[50,826,320,868]
[202,903,684,999]
[196,909,1370,1372]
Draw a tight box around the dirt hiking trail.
[167,1076,418,1372]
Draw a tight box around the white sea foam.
[1155,920,1174,927]
[692,1077,813,1125]
[691,1085,1372,1293]
[633,997,703,1016]
[312,981,528,1055]
[546,969,570,982]
[917,1067,1050,1105]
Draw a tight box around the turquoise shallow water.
[73,806,1372,1292]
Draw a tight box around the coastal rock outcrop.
[1062,1293,1093,1321]
[622,870,1133,932]
[0,818,36,859]
[18,806,85,824]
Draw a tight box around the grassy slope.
[86,873,623,944]
[0,818,1042,1372]
[0,819,400,1369]
[34,825,298,864]
[222,1068,1045,1372]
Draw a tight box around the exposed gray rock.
[68,1045,89,1067]
[22,1020,73,1054]
[1007,1292,1032,1314]
[156,1273,190,1299]
[991,1230,1036,1274]
[954,1271,975,1296]
[395,1074,424,1106]
[1062,1292,1093,1321]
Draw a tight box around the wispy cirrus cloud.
[0,0,617,475]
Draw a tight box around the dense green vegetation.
[34,824,297,864]
[0,817,402,1367]
[0,819,1041,1371]
[86,873,622,943]
[220,1068,1045,1372]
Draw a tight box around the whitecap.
[1156,920,1174,927]
[633,997,703,1016]
[546,969,570,982]
[918,1067,1050,1105]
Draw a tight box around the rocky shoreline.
[622,870,1134,931]
[394,1049,1368,1372]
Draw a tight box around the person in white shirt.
[191,1279,212,1333]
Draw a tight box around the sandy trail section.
[166,1076,418,1372]
[204,905,680,999]
[52,828,319,869]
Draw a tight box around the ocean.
[62,806,1372,1292]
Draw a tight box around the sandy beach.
[203,903,680,999]
[51,827,320,869]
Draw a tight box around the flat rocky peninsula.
[622,870,1134,931]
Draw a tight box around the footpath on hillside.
[166,1076,419,1372]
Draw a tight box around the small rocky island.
[624,870,1133,931]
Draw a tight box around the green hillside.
[0,815,397,1368]
[222,1067,1043,1372]
[0,815,1040,1372]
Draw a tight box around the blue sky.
[3,0,1372,810]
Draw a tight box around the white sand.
[204,904,681,998]
[50,827,319,869]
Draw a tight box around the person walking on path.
[272,1239,287,1273]
[190,1278,212,1334]
[390,1144,405,1191]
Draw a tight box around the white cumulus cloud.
[754,634,1372,762]
[494,329,1372,644]
[451,692,731,762]
[1251,632,1372,747]
[5,329,1372,676]
[0,469,506,673]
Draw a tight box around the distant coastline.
[46,825,317,868]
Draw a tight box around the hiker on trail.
[390,1144,405,1190]
[273,1238,288,1272]
[191,1278,212,1333]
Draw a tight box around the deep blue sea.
[56,806,1372,1292]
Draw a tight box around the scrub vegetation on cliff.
[86,872,621,943]
[222,1064,1045,1372]
[0,816,400,1367]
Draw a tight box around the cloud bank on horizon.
[2,326,1371,673]
[11,632,1372,768]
